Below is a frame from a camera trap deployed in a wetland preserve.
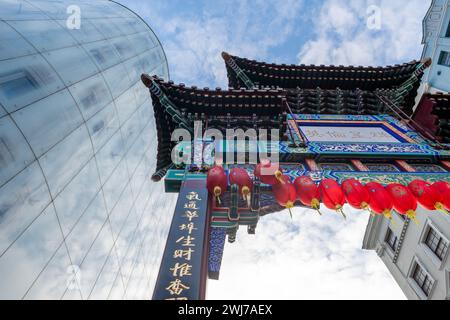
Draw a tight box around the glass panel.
[0,21,37,61]
[58,19,105,44]
[78,221,114,299]
[0,103,6,118]
[64,190,108,266]
[88,246,121,300]
[107,270,125,299]
[0,116,35,187]
[0,161,51,256]
[102,63,133,99]
[114,204,139,264]
[0,0,48,21]
[121,232,142,290]
[114,89,137,125]
[12,89,83,158]
[26,0,73,20]
[140,47,162,74]
[124,249,146,299]
[23,242,71,299]
[121,106,144,153]
[86,101,120,153]
[53,159,101,236]
[0,54,64,113]
[68,73,113,120]
[0,204,63,299]
[123,18,148,34]
[44,45,99,86]
[108,37,135,61]
[82,40,121,71]
[9,19,77,52]
[112,18,138,36]
[39,124,93,198]
[89,19,123,39]
[102,159,131,216]
[95,129,126,184]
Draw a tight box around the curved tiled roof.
[223,53,423,91]
[141,74,287,180]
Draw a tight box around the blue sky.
[118,0,432,299]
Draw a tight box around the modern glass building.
[0,0,177,299]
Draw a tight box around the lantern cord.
[288,208,293,219]
[436,208,449,216]
[216,196,221,205]
[315,209,323,216]
[338,208,347,220]
[411,216,419,226]
[435,203,449,216]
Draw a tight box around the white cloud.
[122,0,305,87]
[207,206,405,300]
[297,0,431,66]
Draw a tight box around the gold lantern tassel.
[214,186,222,205]
[286,201,294,219]
[406,210,419,226]
[435,202,449,216]
[383,210,396,228]
[337,205,346,219]
[275,170,284,184]
[311,198,322,215]
[242,186,251,208]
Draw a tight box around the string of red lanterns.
[205,164,450,222]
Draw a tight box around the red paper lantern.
[206,165,227,204]
[319,179,346,218]
[341,179,370,210]
[254,160,283,185]
[431,181,450,212]
[408,179,447,213]
[293,176,322,215]
[272,175,297,218]
[229,167,253,205]
[365,182,394,220]
[385,183,417,221]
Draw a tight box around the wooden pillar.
[305,158,319,171]
[395,160,416,172]
[440,160,450,171]
[350,159,369,171]
[153,179,209,300]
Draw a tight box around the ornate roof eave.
[141,74,287,181]
[222,52,425,91]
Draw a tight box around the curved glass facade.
[0,0,176,299]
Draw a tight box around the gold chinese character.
[173,248,195,261]
[170,262,193,277]
[186,192,201,201]
[176,235,196,247]
[184,201,199,210]
[179,222,197,234]
[183,210,199,221]
[165,279,190,295]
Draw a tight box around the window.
[438,51,450,67]
[446,20,450,37]
[412,263,433,297]
[385,228,398,251]
[425,227,449,261]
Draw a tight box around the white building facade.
[363,207,450,300]
[420,0,450,93]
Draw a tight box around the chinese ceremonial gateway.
[144,43,450,299]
